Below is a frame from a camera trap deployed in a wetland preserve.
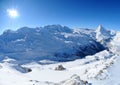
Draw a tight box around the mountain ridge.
[0,25,120,85]
[0,25,113,63]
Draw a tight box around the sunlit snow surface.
[0,50,119,85]
[0,25,119,85]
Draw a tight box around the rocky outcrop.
[61,74,91,85]
[55,64,66,71]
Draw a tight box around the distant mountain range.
[0,25,115,63]
[0,25,120,85]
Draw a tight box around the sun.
[7,9,18,18]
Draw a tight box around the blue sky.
[0,0,120,31]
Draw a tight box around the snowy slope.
[0,49,117,85]
[0,25,119,85]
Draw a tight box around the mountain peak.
[95,25,111,44]
[97,25,106,32]
[98,25,103,28]
[96,25,109,35]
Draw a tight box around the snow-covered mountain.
[0,25,120,85]
[95,25,115,48]
[0,25,105,62]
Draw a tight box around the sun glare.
[7,9,18,18]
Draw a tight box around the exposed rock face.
[55,64,66,71]
[14,65,32,73]
[23,67,32,72]
[61,74,91,85]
